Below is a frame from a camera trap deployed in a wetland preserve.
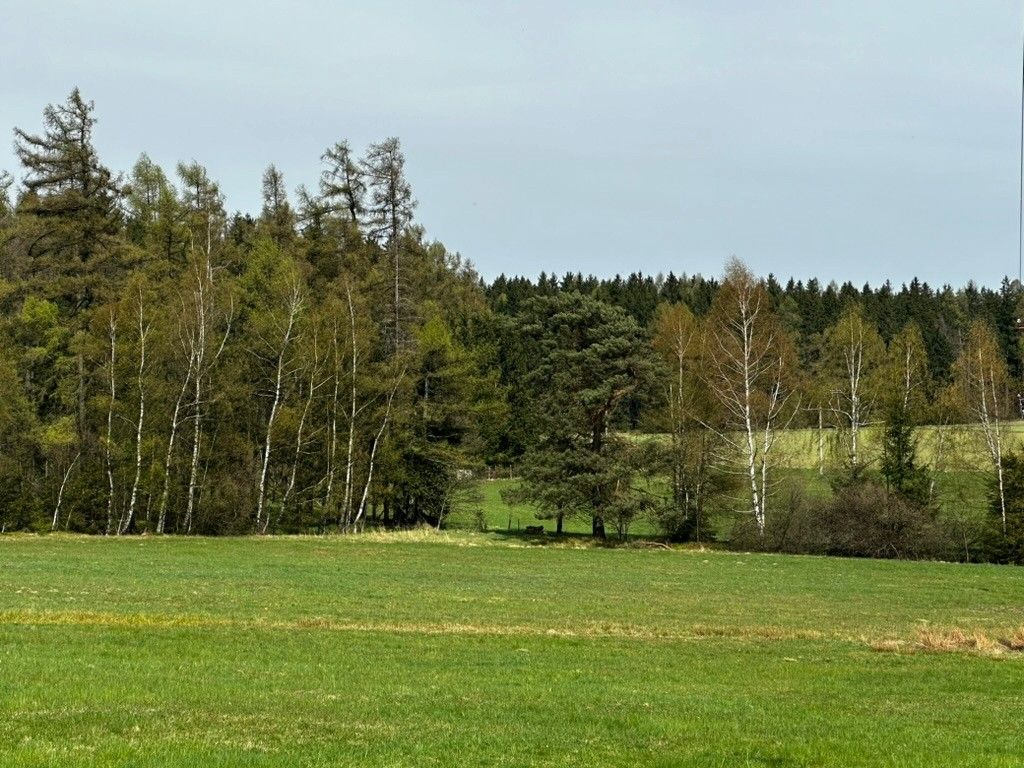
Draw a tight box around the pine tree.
[509,293,655,537]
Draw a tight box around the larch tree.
[362,138,416,352]
[320,141,366,224]
[124,154,187,267]
[260,164,296,246]
[0,170,14,219]
[13,88,123,313]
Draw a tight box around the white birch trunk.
[122,296,149,535]
[104,315,117,535]
[323,319,340,514]
[52,452,80,531]
[255,286,301,532]
[157,355,193,534]
[817,406,825,476]
[282,334,321,522]
[976,353,1007,532]
[341,284,359,527]
[353,372,403,531]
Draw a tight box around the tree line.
[0,89,503,535]
[1,89,1022,563]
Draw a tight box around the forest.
[1,89,1023,563]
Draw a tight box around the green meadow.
[1,534,1022,767]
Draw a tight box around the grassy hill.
[625,422,1024,472]
[1,534,1022,766]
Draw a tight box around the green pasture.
[1,534,1022,766]
[627,422,1024,473]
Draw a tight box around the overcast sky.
[3,1,1022,286]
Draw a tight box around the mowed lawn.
[1,535,1023,767]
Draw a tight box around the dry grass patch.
[871,626,1024,657]
[0,608,828,644]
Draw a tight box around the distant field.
[447,452,993,542]
[1,534,1023,766]
[445,478,661,536]
[627,422,1024,473]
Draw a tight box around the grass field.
[446,469,990,544]
[1,534,1023,766]
[628,422,1024,473]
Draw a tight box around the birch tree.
[156,310,194,535]
[885,322,929,415]
[181,248,233,533]
[879,323,930,500]
[120,285,151,534]
[280,329,326,523]
[102,309,118,535]
[253,279,304,532]
[951,320,1015,533]
[322,282,369,528]
[651,302,718,538]
[822,304,884,470]
[352,366,405,531]
[704,260,798,537]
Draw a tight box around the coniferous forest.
[2,89,1024,562]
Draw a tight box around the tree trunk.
[157,357,192,534]
[324,320,340,519]
[353,371,402,530]
[122,299,148,535]
[184,371,202,534]
[282,341,319,524]
[341,284,358,528]
[52,453,80,531]
[255,286,301,533]
[104,315,117,535]
[817,406,825,476]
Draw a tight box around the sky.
[2,1,1023,287]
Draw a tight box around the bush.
[731,480,954,560]
[815,482,952,559]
